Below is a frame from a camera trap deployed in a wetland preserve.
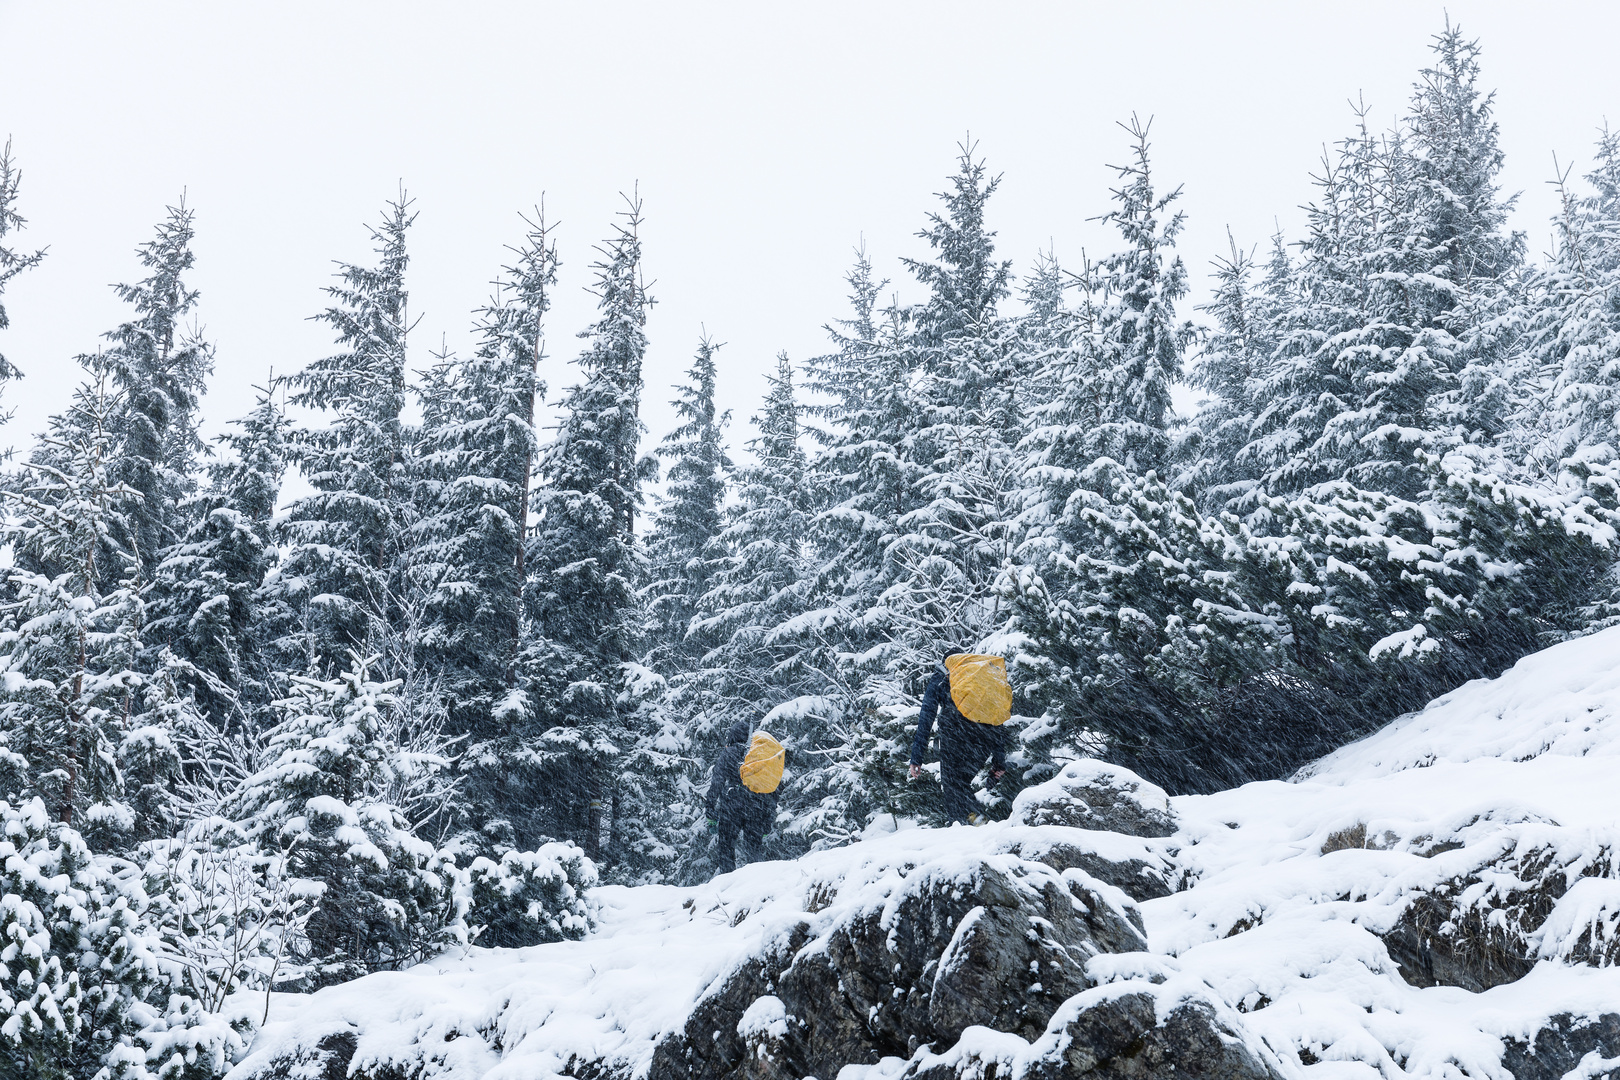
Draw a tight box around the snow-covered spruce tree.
[1408,19,1526,445]
[409,215,557,825]
[0,137,45,389]
[221,654,460,989]
[889,143,1022,670]
[1181,230,1291,507]
[1233,107,1416,497]
[1518,126,1620,493]
[838,146,1039,828]
[1012,121,1218,786]
[1509,129,1620,628]
[0,378,146,831]
[147,382,288,734]
[781,248,923,843]
[1013,118,1193,637]
[523,195,654,861]
[690,353,810,715]
[1089,116,1194,477]
[643,334,731,673]
[275,193,416,676]
[1012,247,1068,412]
[1241,25,1524,506]
[1248,34,1594,701]
[612,335,733,883]
[94,200,214,590]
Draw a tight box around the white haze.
[1,1,1617,483]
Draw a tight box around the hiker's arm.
[910,672,944,767]
[704,757,722,817]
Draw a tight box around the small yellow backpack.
[944,654,1012,725]
[739,731,786,794]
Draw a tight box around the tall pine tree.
[523,195,653,859]
[96,200,213,587]
[277,193,417,675]
[147,382,288,732]
[0,138,45,393]
[643,335,731,672]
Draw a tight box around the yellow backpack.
[944,654,1012,726]
[739,731,786,794]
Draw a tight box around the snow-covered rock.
[227,625,1620,1080]
[1156,624,1620,1077]
[1012,758,1178,838]
[227,823,1182,1080]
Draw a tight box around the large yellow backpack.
[739,731,786,794]
[944,654,1012,725]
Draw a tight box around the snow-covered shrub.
[139,835,313,1013]
[0,798,246,1080]
[464,844,597,948]
[222,656,464,988]
[0,799,87,1079]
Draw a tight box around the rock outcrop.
[903,981,1289,1080]
[1011,760,1178,839]
[648,855,1148,1080]
[1500,1012,1620,1080]
[225,705,1620,1080]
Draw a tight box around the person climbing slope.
[908,648,1011,825]
[705,720,785,875]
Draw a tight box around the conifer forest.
[2,19,1620,1079]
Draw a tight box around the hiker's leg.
[941,750,977,824]
[715,814,742,875]
[739,820,765,868]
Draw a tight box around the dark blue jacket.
[910,665,1008,769]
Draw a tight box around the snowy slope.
[228,627,1620,1080]
[228,820,1166,1079]
[1155,624,1620,1076]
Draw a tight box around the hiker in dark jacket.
[705,720,779,874]
[908,649,1007,824]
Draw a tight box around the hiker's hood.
[726,720,750,745]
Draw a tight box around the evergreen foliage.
[524,194,653,859]
[278,193,417,675]
[0,138,45,389]
[413,212,557,742]
[220,654,459,989]
[96,201,214,586]
[0,379,145,830]
[147,383,288,732]
[1,25,1619,1070]
[644,336,731,672]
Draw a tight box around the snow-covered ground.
[229,818,1162,1079]
[1159,625,1620,1076]
[229,627,1620,1079]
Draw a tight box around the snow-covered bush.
[464,844,597,948]
[0,798,248,1080]
[139,836,313,1013]
[222,656,464,989]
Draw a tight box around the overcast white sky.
[2,2,1618,484]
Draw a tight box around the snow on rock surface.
[228,626,1620,1080]
[227,821,1174,1080]
[1011,757,1178,838]
[1158,624,1620,1077]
